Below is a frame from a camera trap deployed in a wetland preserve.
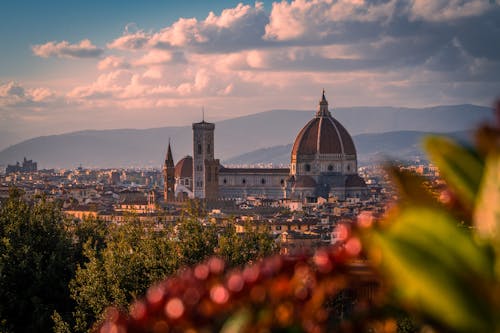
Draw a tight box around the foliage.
[98,247,365,333]
[70,201,277,332]
[99,103,500,332]
[0,189,75,332]
[176,214,218,267]
[365,120,500,331]
[0,188,276,332]
[70,218,177,332]
[218,221,277,267]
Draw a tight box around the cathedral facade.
[163,92,367,203]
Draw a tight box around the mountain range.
[0,104,492,169]
[224,130,473,166]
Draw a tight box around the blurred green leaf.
[371,231,490,332]
[369,206,495,332]
[474,153,500,278]
[424,136,484,208]
[385,166,437,207]
[221,308,251,333]
[389,207,493,279]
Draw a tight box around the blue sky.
[1,0,499,149]
[0,0,257,77]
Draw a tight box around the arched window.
[223,178,227,184]
[327,164,333,171]
[261,178,266,184]
[280,179,285,185]
[305,164,311,172]
[197,143,202,154]
[242,179,246,184]
[207,143,211,153]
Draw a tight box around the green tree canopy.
[0,189,75,332]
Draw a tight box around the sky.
[1,0,500,148]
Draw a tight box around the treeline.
[0,189,277,332]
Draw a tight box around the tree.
[70,200,279,332]
[176,214,218,266]
[0,189,75,332]
[99,102,500,332]
[218,221,277,267]
[70,217,177,332]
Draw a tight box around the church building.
[163,91,367,203]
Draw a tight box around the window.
[280,179,284,185]
[223,178,227,184]
[261,178,266,184]
[197,143,202,154]
[328,164,333,171]
[207,143,211,153]
[347,164,351,171]
[242,179,246,184]
[305,164,311,172]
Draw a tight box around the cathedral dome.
[291,91,356,159]
[175,156,193,178]
[294,175,317,188]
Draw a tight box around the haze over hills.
[0,104,492,169]
[224,130,473,166]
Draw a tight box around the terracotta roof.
[345,175,367,187]
[294,175,317,188]
[120,197,148,205]
[175,156,193,178]
[291,93,356,158]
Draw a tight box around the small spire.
[316,89,331,117]
[165,140,174,167]
[202,106,205,122]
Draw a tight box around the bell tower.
[192,115,219,199]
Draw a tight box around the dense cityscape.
[2,0,499,332]
[0,130,443,258]
[0,91,444,255]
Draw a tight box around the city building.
[6,157,38,174]
[164,91,367,202]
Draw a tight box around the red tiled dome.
[291,92,356,158]
[175,156,193,178]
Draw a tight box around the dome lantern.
[316,89,331,117]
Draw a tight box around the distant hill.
[223,130,473,166]
[0,104,491,169]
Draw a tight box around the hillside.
[223,130,473,166]
[0,104,491,169]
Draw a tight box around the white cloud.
[107,2,267,53]
[107,30,151,50]
[67,70,133,99]
[15,0,499,130]
[32,39,104,58]
[133,50,174,67]
[264,0,397,41]
[98,56,129,70]
[408,0,499,22]
[30,87,55,102]
[0,81,56,107]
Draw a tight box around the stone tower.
[163,141,175,202]
[192,118,219,199]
